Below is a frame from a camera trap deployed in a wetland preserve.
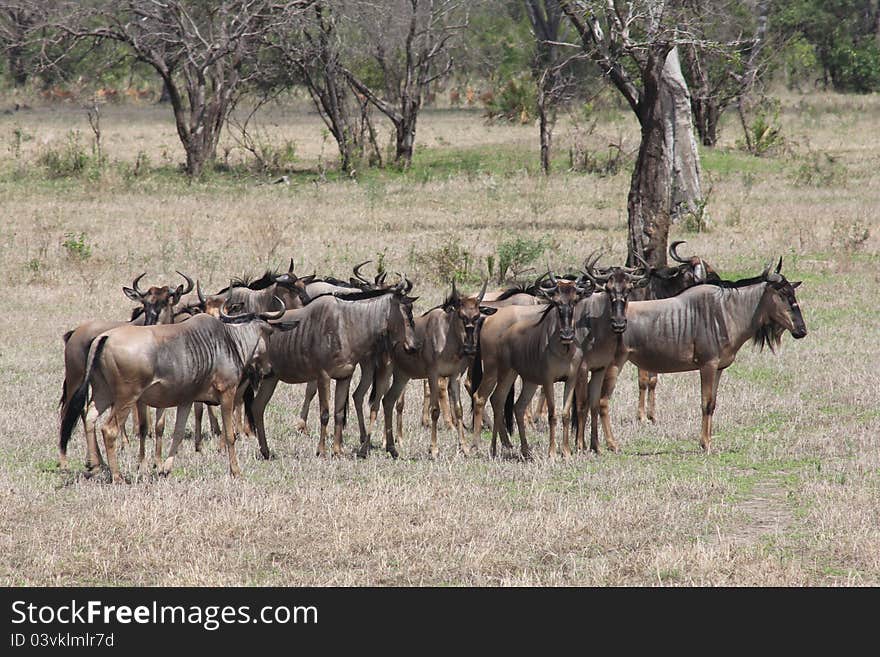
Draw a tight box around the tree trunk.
[395,114,417,167]
[538,94,552,175]
[627,45,702,268]
[692,97,719,147]
[8,45,27,88]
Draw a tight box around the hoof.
[386,446,399,459]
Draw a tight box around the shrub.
[792,152,847,188]
[495,234,552,283]
[62,232,92,261]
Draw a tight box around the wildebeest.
[60,300,297,482]
[247,283,419,459]
[59,271,194,471]
[469,274,592,458]
[581,258,807,453]
[628,241,720,423]
[374,280,497,458]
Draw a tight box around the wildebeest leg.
[83,403,104,472]
[421,380,431,428]
[573,363,589,452]
[427,372,442,458]
[544,381,560,458]
[206,405,221,436]
[394,389,406,450]
[101,403,134,484]
[470,369,498,457]
[136,401,150,475]
[381,373,409,459]
[587,368,606,453]
[332,377,352,457]
[296,380,318,434]
[647,372,658,422]
[638,368,659,423]
[368,363,392,443]
[316,374,331,458]
[193,403,204,452]
[221,396,242,477]
[489,371,517,458]
[447,374,468,454]
[514,381,538,460]
[351,360,373,448]
[160,403,193,477]
[439,377,455,428]
[560,376,578,459]
[699,365,722,452]
[598,363,622,452]
[250,375,279,460]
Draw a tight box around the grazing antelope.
[469,273,592,458]
[59,271,194,471]
[629,241,720,423]
[374,280,497,458]
[247,282,419,459]
[60,301,296,483]
[582,258,807,453]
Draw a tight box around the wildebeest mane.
[218,270,278,294]
[130,307,145,321]
[494,284,531,300]
[333,288,397,301]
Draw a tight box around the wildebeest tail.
[60,335,107,454]
[369,365,379,406]
[504,386,514,435]
[571,385,579,431]
[243,384,256,432]
[469,343,483,417]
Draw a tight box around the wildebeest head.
[350,260,389,290]
[758,257,807,348]
[219,296,300,380]
[443,280,497,356]
[582,253,649,334]
[124,271,194,325]
[536,272,593,344]
[389,274,419,354]
[667,240,719,287]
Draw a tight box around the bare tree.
[680,0,770,146]
[262,1,366,172]
[57,1,311,177]
[562,0,703,267]
[0,0,42,88]
[524,0,587,174]
[341,0,467,167]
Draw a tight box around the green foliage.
[61,232,92,261]
[37,131,97,179]
[738,102,786,157]
[831,219,870,253]
[495,234,552,283]
[412,239,477,285]
[483,72,536,123]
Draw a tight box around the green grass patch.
[699,147,788,177]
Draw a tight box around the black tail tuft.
[571,385,579,431]
[369,365,378,405]
[504,386,514,436]
[60,335,107,455]
[243,385,256,431]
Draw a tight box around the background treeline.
[1,0,879,178]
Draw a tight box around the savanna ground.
[0,88,878,586]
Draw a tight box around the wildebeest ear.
[226,302,245,314]
[171,283,185,302]
[791,281,802,289]
[479,306,498,315]
[634,276,650,288]
[405,296,419,304]
[122,286,142,301]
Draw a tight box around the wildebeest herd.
[58,243,807,483]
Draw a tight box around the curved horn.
[132,272,147,296]
[176,271,194,296]
[669,240,689,264]
[450,278,459,302]
[761,260,773,278]
[258,295,286,321]
[476,280,488,304]
[548,270,558,287]
[775,256,783,274]
[288,258,295,274]
[219,299,250,323]
[631,251,652,271]
[403,274,413,294]
[378,271,388,286]
[196,280,206,305]
[352,260,372,284]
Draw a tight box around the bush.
[738,108,785,157]
[792,152,847,187]
[483,73,535,124]
[412,239,477,285]
[61,232,92,261]
[38,131,96,178]
[495,234,553,283]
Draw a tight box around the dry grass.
[0,90,878,586]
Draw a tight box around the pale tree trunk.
[627,45,702,268]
